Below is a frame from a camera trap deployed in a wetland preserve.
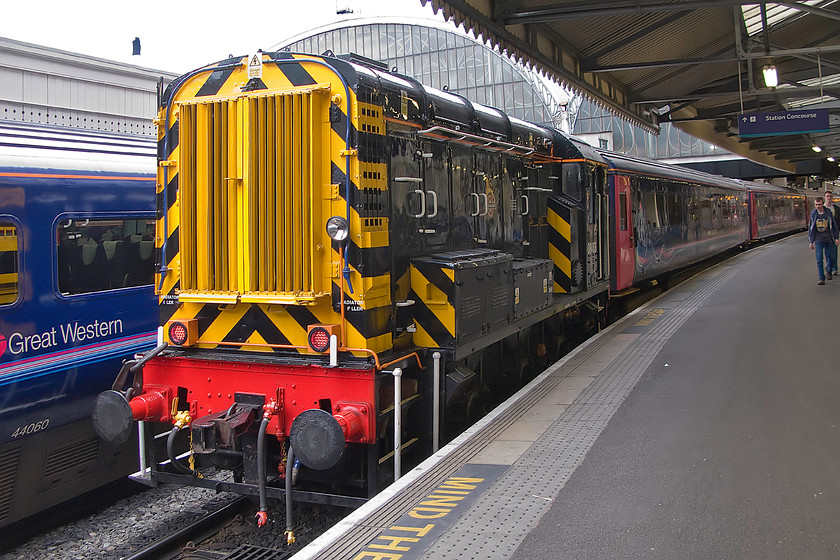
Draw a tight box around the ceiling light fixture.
[813,145,823,153]
[762,65,778,88]
[829,156,837,163]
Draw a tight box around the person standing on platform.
[824,190,840,278]
[809,197,839,285]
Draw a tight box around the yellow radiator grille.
[178,87,330,304]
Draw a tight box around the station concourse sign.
[738,108,829,137]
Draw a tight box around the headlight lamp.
[326,216,349,242]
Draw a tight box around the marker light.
[167,319,197,346]
[326,216,349,242]
[308,326,331,353]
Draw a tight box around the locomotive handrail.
[129,342,169,373]
[469,193,480,217]
[418,125,535,155]
[520,194,530,216]
[427,190,438,218]
[411,189,426,218]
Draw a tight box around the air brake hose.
[167,426,196,476]
[285,445,296,544]
[256,416,270,527]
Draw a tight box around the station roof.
[421,0,840,175]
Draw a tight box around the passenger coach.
[0,122,157,528]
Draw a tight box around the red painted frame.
[139,356,377,443]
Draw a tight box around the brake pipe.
[167,426,196,477]
[256,400,279,528]
[285,445,297,544]
[255,414,270,528]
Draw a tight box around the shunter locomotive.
[91,51,806,536]
[91,50,609,530]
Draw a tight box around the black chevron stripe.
[547,227,571,254]
[164,172,178,212]
[412,263,455,298]
[252,306,291,346]
[554,263,571,291]
[165,227,179,266]
[276,61,317,87]
[344,241,390,278]
[547,197,571,219]
[196,303,225,336]
[409,289,452,347]
[163,121,179,160]
[285,304,321,332]
[195,67,237,97]
[329,283,392,339]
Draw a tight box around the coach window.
[0,222,19,305]
[644,192,661,228]
[667,192,683,226]
[57,217,156,296]
[619,192,628,231]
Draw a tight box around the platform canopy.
[421,0,840,174]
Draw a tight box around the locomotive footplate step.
[291,234,840,560]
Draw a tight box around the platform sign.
[738,109,829,137]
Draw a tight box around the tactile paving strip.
[424,265,740,560]
[302,264,740,560]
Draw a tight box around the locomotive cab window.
[57,217,156,295]
[562,163,583,201]
[0,222,19,306]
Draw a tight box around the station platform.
[291,232,840,560]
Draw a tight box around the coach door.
[612,173,635,291]
[590,163,609,286]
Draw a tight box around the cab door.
[389,135,423,257]
[449,145,474,249]
[418,140,450,249]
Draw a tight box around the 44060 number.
[11,419,50,438]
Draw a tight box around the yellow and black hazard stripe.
[157,53,396,355]
[408,262,456,349]
[547,197,572,294]
[166,297,393,355]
